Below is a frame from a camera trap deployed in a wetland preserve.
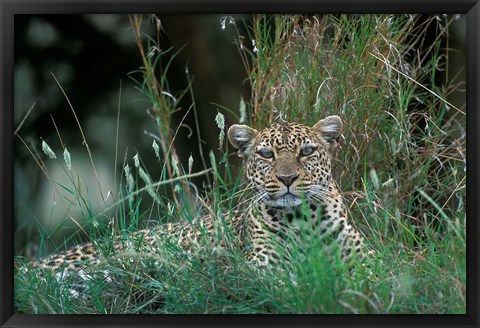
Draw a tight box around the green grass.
[14,14,465,314]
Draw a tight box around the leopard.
[23,115,367,276]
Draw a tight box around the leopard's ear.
[227,124,259,158]
[312,115,343,151]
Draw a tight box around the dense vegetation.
[15,14,465,314]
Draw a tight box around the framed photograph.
[1,1,478,327]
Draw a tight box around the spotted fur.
[27,116,367,273]
[228,116,367,266]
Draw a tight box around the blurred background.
[14,14,252,255]
[14,14,465,256]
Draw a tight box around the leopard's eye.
[300,146,317,157]
[256,148,274,159]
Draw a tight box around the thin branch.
[114,80,123,202]
[14,101,36,136]
[50,72,108,207]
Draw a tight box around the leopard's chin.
[264,193,302,208]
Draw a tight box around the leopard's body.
[28,116,367,273]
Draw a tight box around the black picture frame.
[1,1,479,327]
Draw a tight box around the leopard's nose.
[276,173,299,187]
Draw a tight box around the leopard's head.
[228,116,342,208]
